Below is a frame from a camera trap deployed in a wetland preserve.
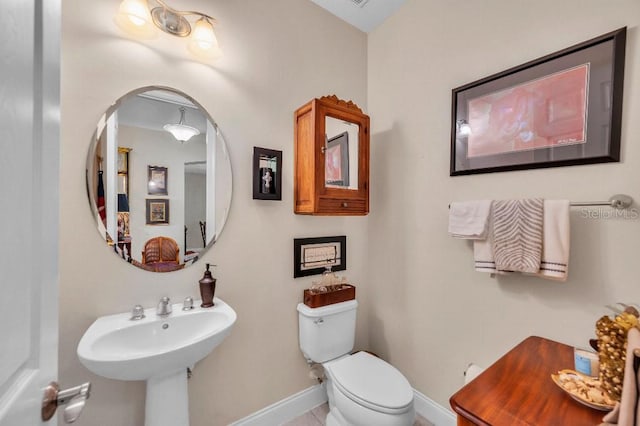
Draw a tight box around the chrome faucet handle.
[183,296,194,311]
[156,297,172,316]
[130,304,145,321]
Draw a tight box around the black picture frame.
[450,27,626,176]
[294,236,347,278]
[148,165,168,195]
[253,147,282,200]
[146,198,169,225]
[325,131,350,187]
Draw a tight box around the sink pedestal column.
[145,369,189,426]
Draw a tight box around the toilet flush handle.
[314,318,324,325]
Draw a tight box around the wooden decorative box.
[303,284,356,308]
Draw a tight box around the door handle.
[42,381,91,423]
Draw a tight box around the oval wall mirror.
[86,86,232,272]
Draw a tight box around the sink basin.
[78,298,236,380]
[77,298,236,426]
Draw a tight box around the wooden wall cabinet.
[294,95,370,215]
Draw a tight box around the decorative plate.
[551,369,615,411]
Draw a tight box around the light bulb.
[457,120,472,136]
[187,18,223,60]
[115,0,157,39]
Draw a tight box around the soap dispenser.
[199,263,216,308]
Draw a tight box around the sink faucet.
[130,304,145,321]
[156,297,172,317]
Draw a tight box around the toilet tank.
[297,300,357,363]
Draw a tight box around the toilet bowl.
[323,351,415,426]
[297,300,415,426]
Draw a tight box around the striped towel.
[492,199,543,273]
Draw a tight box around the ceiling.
[309,0,408,33]
[118,91,207,134]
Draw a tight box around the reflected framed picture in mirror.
[117,149,129,174]
[325,132,349,187]
[252,147,282,200]
[146,199,169,225]
[148,165,168,195]
[117,147,131,196]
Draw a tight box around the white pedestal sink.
[77,297,236,426]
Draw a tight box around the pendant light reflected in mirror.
[164,107,200,142]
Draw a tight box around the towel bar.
[448,194,633,210]
[569,194,633,209]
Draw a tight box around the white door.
[0,0,61,424]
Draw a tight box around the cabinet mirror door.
[324,116,359,190]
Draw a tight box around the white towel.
[492,199,544,273]
[529,200,570,281]
[473,220,499,273]
[448,200,491,239]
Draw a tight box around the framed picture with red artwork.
[450,27,626,176]
[325,131,349,187]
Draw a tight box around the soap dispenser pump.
[199,263,217,308]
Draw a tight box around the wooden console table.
[450,336,605,425]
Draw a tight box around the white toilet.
[297,300,415,426]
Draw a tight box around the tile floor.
[282,403,434,426]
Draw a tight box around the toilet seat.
[325,352,414,414]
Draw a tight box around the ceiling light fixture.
[115,0,222,61]
[164,107,200,142]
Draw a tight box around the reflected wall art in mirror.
[86,87,232,272]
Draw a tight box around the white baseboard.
[413,389,456,426]
[229,384,327,426]
[229,385,455,426]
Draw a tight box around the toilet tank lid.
[297,300,358,318]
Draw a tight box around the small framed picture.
[253,147,282,200]
[293,236,346,278]
[148,165,168,195]
[146,199,169,225]
[325,132,349,187]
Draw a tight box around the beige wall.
[367,0,640,410]
[60,1,368,425]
